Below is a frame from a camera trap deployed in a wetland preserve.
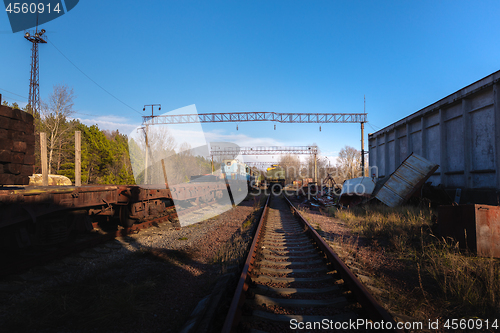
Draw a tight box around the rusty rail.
[222,193,403,332]
[283,195,403,332]
[221,194,270,333]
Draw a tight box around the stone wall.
[0,105,35,185]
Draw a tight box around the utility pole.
[314,153,317,183]
[361,96,366,177]
[25,28,46,116]
[142,104,161,184]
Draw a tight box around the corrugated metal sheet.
[375,153,439,207]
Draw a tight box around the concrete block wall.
[0,105,35,185]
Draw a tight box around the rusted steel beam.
[283,195,403,332]
[221,194,270,333]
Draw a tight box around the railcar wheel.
[119,205,135,228]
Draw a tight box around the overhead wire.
[46,37,143,116]
[0,88,120,118]
[368,123,382,132]
[0,87,29,105]
[0,95,28,104]
[0,88,28,100]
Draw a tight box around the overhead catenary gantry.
[245,162,280,167]
[142,111,368,175]
[210,145,320,182]
[210,146,318,156]
[142,112,366,125]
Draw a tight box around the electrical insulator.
[274,124,276,130]
[319,126,321,132]
[236,125,238,130]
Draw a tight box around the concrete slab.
[257,266,329,274]
[251,284,340,295]
[250,294,348,308]
[252,274,334,284]
[256,259,324,266]
[250,310,357,323]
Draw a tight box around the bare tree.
[279,154,301,185]
[130,125,178,185]
[40,84,75,174]
[336,145,361,182]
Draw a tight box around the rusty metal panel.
[375,153,439,207]
[475,205,500,257]
[438,204,500,258]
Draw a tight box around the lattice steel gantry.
[210,145,320,181]
[25,28,47,116]
[210,146,318,156]
[143,110,368,175]
[142,112,366,125]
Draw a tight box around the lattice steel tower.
[24,28,46,116]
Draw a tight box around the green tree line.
[3,84,220,185]
[3,86,136,185]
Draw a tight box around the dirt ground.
[0,193,265,333]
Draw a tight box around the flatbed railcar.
[0,182,226,248]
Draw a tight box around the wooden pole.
[40,132,48,186]
[161,159,168,187]
[75,131,81,186]
[144,125,149,184]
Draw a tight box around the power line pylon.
[24,28,47,116]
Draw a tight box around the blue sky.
[1,0,499,165]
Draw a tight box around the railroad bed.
[223,194,402,333]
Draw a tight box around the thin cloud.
[73,116,139,134]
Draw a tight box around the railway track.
[222,193,403,333]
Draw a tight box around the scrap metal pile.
[295,153,440,210]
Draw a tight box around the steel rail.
[283,195,404,332]
[221,194,270,333]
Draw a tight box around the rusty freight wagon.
[0,182,227,248]
[368,70,500,205]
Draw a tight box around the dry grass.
[423,240,500,318]
[329,204,500,322]
[328,205,432,253]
